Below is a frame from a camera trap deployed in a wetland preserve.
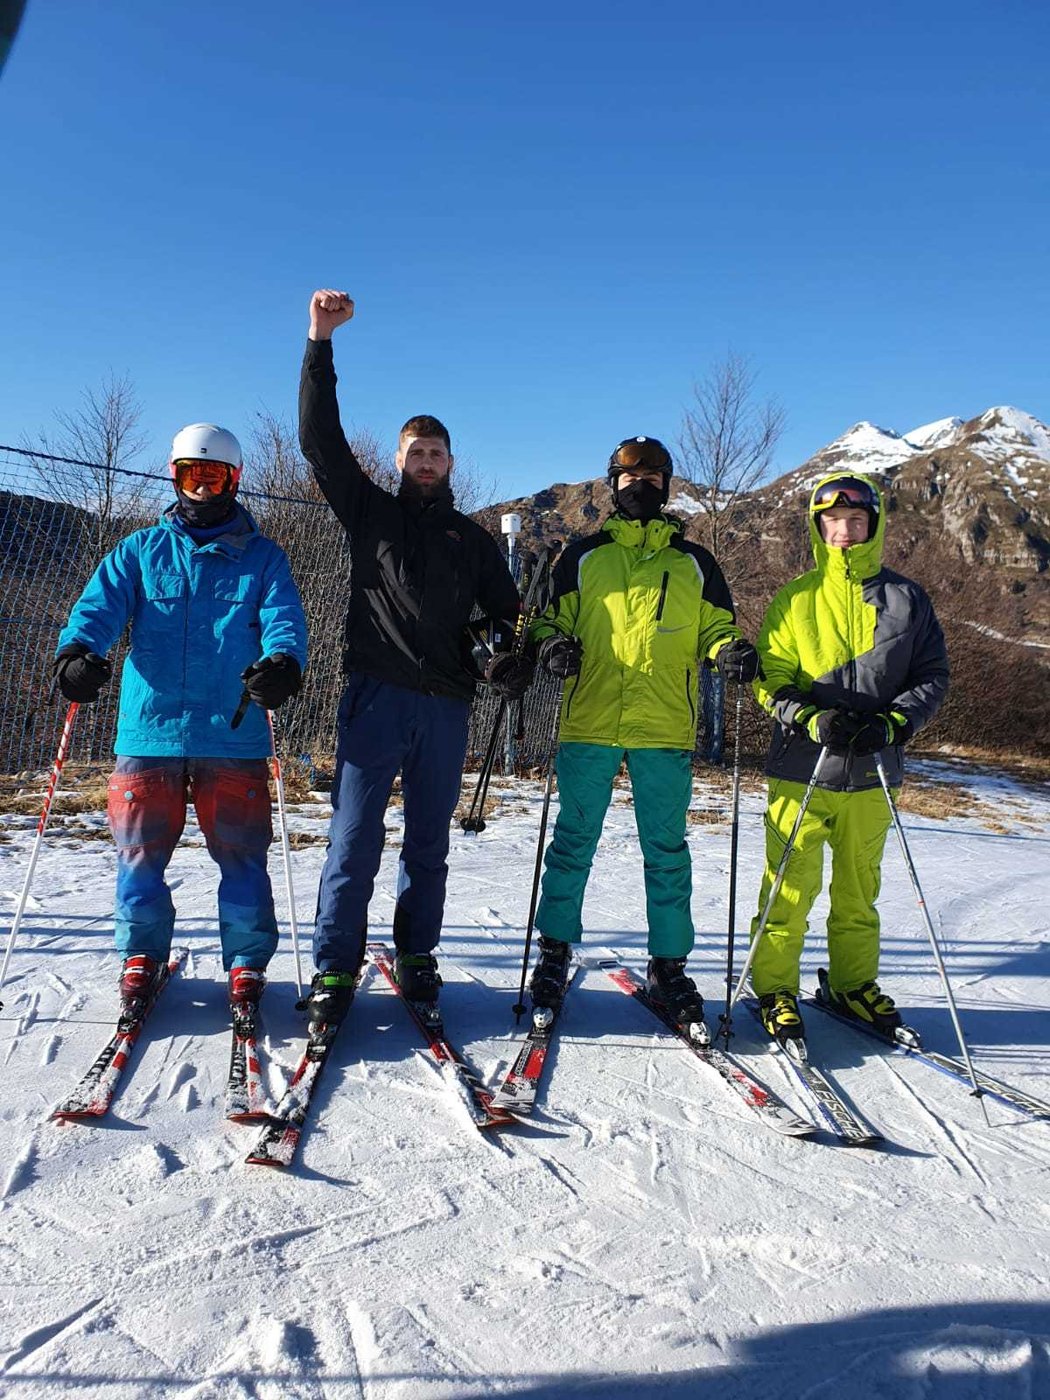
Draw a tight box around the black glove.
[54,644,112,703]
[798,706,857,755]
[717,638,762,684]
[538,635,583,679]
[485,651,535,700]
[848,712,914,755]
[240,654,303,710]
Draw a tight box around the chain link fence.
[0,445,721,778]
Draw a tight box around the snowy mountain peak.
[970,407,1050,460]
[903,417,964,451]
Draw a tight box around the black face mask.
[615,478,667,522]
[176,491,237,528]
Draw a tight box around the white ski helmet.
[169,423,243,489]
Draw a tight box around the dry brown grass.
[895,776,1012,832]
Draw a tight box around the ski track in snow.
[0,770,1049,1397]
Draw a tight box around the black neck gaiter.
[615,479,667,522]
[176,492,237,528]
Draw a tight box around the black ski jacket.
[299,339,519,701]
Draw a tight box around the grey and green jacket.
[754,476,949,792]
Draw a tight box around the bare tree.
[24,374,157,558]
[676,353,785,567]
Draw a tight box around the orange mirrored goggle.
[609,438,672,474]
[172,459,235,493]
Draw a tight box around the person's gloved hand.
[848,712,914,755]
[486,652,535,700]
[538,635,583,679]
[54,644,112,703]
[240,654,303,709]
[716,638,762,684]
[797,706,856,754]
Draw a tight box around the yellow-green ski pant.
[749,778,893,997]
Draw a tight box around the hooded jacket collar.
[604,512,681,552]
[807,473,886,582]
[163,500,260,557]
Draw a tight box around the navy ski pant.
[312,674,470,972]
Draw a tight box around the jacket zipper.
[565,670,582,719]
[684,668,695,725]
[655,571,669,622]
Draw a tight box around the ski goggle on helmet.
[608,436,673,479]
[169,424,243,494]
[811,475,880,516]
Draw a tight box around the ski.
[597,958,816,1139]
[52,949,187,1120]
[367,942,515,1130]
[244,1024,343,1168]
[803,972,1050,1122]
[225,1009,268,1123]
[744,999,882,1146]
[245,965,370,1167]
[488,963,581,1115]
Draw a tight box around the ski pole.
[461,696,508,833]
[266,711,304,996]
[717,683,746,1043]
[874,753,990,1121]
[725,745,830,1017]
[463,547,555,834]
[512,685,564,1023]
[0,702,79,1010]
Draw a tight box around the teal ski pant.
[535,742,695,958]
[749,778,893,997]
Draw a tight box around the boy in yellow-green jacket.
[527,436,759,1040]
[750,473,949,1048]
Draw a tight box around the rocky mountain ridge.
[475,405,1050,662]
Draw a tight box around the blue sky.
[1,1,1048,500]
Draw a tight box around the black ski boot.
[758,990,806,1055]
[393,953,442,1021]
[529,935,572,1029]
[646,957,709,1044]
[296,970,358,1036]
[825,975,905,1039]
[118,954,162,1021]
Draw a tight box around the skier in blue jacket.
[54,424,307,1022]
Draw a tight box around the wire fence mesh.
[0,444,723,778]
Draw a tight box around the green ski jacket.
[532,513,740,750]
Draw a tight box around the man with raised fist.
[297,289,524,1030]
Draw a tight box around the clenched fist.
[309,289,355,341]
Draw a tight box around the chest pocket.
[143,571,186,602]
[214,575,259,607]
[134,571,186,652]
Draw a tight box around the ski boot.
[758,990,807,1059]
[646,957,709,1045]
[118,954,161,1022]
[393,953,443,1025]
[229,966,266,1036]
[529,935,572,1030]
[296,969,359,1037]
[821,972,915,1043]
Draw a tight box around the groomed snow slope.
[1,762,1049,1399]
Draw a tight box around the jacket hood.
[604,512,683,551]
[808,473,886,580]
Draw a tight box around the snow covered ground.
[1,761,1049,1399]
